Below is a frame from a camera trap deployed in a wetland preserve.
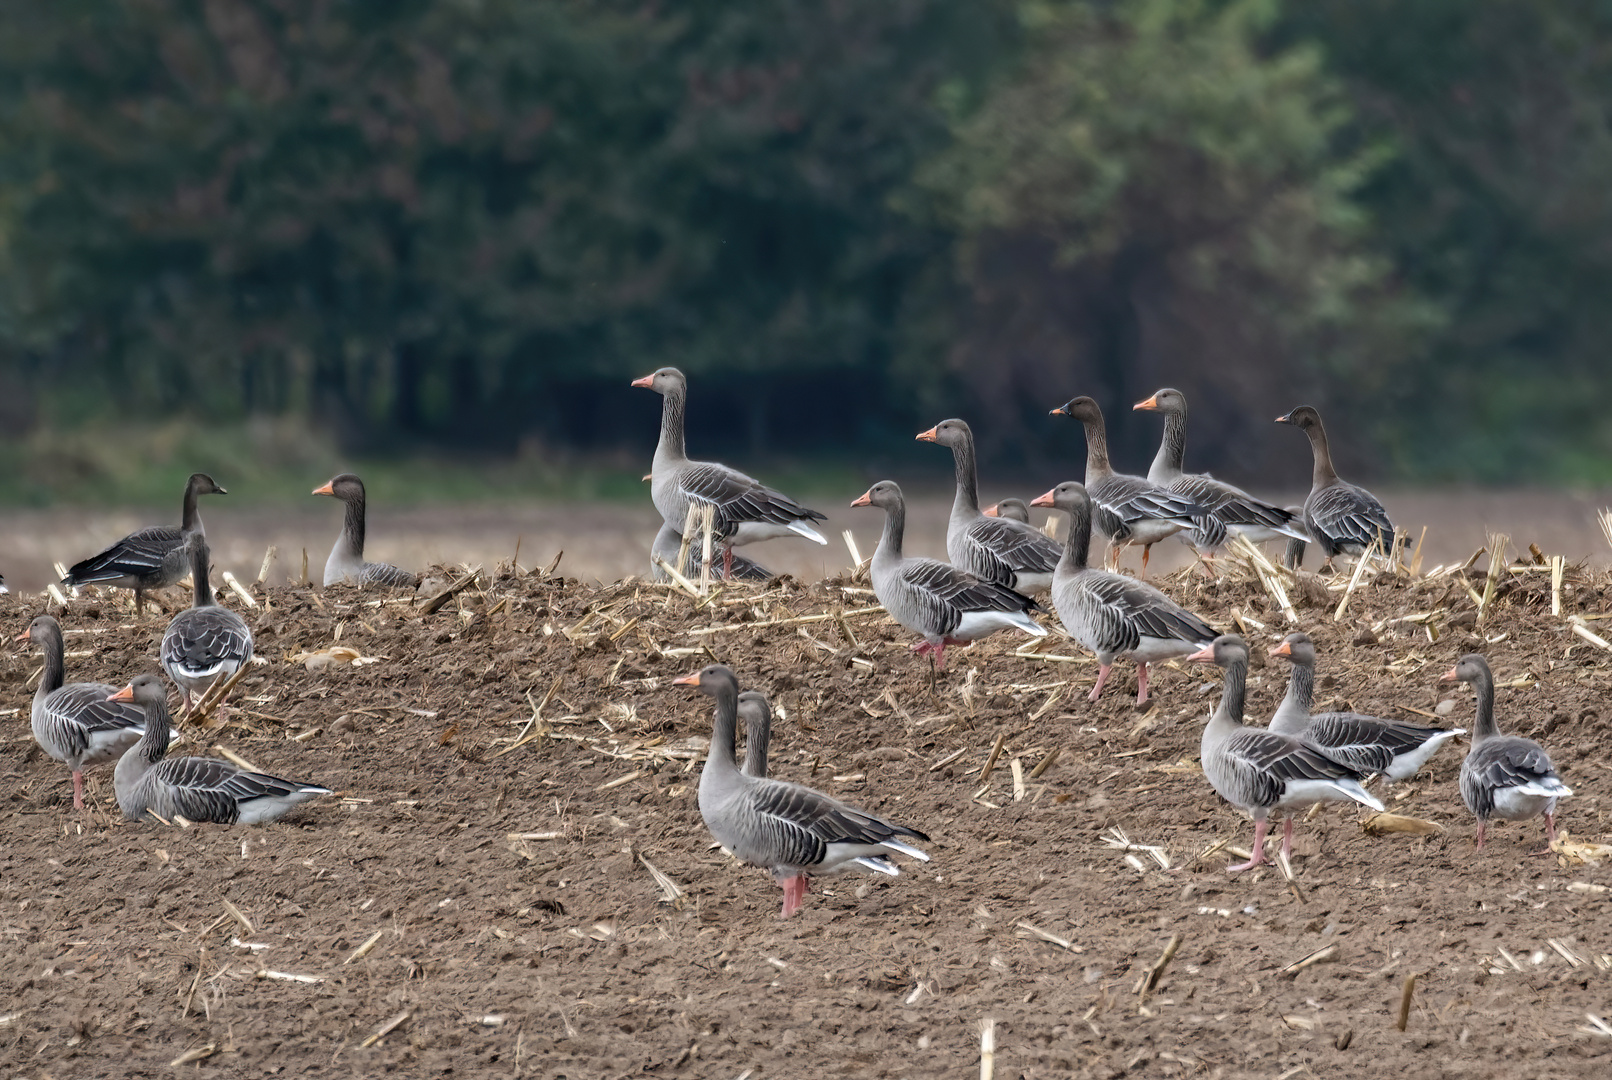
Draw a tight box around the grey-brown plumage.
[676,665,928,917]
[1443,654,1572,851]
[312,474,419,588]
[1275,406,1396,570]
[632,368,826,578]
[111,675,329,825]
[1269,632,1464,781]
[1190,635,1382,872]
[1049,397,1203,576]
[160,536,254,710]
[917,419,1060,593]
[15,614,151,809]
[1032,482,1216,705]
[61,473,227,613]
[650,522,773,584]
[852,481,1046,671]
[737,690,773,779]
[983,499,1031,523]
[1133,389,1309,555]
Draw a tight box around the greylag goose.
[632,367,827,577]
[62,472,227,613]
[160,536,254,710]
[1269,632,1464,781]
[1189,634,1383,872]
[312,474,420,588]
[738,689,773,779]
[1442,654,1573,851]
[851,481,1046,671]
[917,419,1060,593]
[1275,406,1396,571]
[109,675,329,824]
[14,614,150,808]
[1049,397,1202,576]
[650,521,773,584]
[983,499,1030,523]
[1031,482,1216,705]
[1281,506,1308,571]
[674,664,929,917]
[1133,389,1309,558]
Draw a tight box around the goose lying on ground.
[676,665,929,917]
[852,481,1045,671]
[312,474,420,588]
[650,521,772,584]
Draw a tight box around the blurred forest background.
[1,0,1609,507]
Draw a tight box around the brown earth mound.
[1,547,1609,1078]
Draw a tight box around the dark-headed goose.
[1275,406,1396,571]
[852,481,1045,671]
[1189,634,1383,872]
[676,665,928,917]
[62,473,227,614]
[1031,482,1215,705]
[1270,632,1463,782]
[160,536,253,711]
[110,675,329,824]
[15,614,150,808]
[1133,388,1308,559]
[633,368,826,577]
[1442,654,1573,851]
[917,419,1060,593]
[1049,397,1201,576]
[312,474,419,588]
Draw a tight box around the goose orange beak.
[108,684,135,703]
[12,627,30,643]
[1029,489,1056,509]
[850,490,873,507]
[1185,644,1217,663]
[1275,411,1294,424]
[631,374,654,388]
[1133,395,1160,411]
[312,480,335,496]
[1269,641,1293,658]
[671,671,701,687]
[1438,666,1458,682]
[1049,404,1069,416]
[641,473,653,482]
[983,503,1000,517]
[915,426,938,442]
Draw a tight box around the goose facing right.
[1275,406,1396,570]
[15,614,150,809]
[676,665,929,918]
[1189,634,1383,872]
[1443,654,1573,851]
[110,674,330,824]
[61,472,227,613]
[633,367,827,577]
[852,481,1045,671]
[1031,482,1216,705]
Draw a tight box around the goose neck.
[341,493,367,561]
[1303,419,1339,487]
[948,436,981,519]
[1148,411,1188,482]
[1080,415,1113,481]
[1468,671,1499,742]
[1215,656,1249,727]
[180,478,206,534]
[36,627,65,697]
[654,384,688,467]
[189,541,215,608]
[873,499,906,566]
[1280,661,1315,720]
[1058,499,1092,573]
[706,684,740,773]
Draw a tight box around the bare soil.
[1,548,1610,1078]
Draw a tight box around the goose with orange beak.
[851,481,1044,672]
[312,474,419,588]
[675,665,929,918]
[982,498,1031,523]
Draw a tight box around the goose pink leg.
[1228,819,1270,872]
[1089,663,1114,701]
[72,770,85,810]
[778,874,811,918]
[1135,662,1151,705]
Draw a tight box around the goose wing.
[962,516,1061,581]
[161,608,254,678]
[1171,475,1306,538]
[678,461,826,536]
[1221,728,1367,807]
[740,779,929,868]
[899,558,1039,616]
[1307,713,1452,769]
[1081,573,1216,645]
[1089,475,1202,532]
[63,525,184,584]
[1308,482,1394,551]
[149,757,323,823]
[1467,738,1558,791]
[360,561,419,588]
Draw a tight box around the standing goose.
[1189,634,1383,872]
[632,368,827,578]
[1281,506,1309,571]
[312,474,420,588]
[1275,406,1396,571]
[1442,654,1573,851]
[1133,389,1309,559]
[737,689,774,779]
[852,481,1045,671]
[109,675,329,824]
[1269,632,1464,781]
[1031,482,1216,705]
[62,473,227,614]
[917,419,1060,593]
[675,665,929,918]
[14,614,151,809]
[1049,397,1202,576]
[160,536,254,711]
[983,499,1031,523]
[650,521,773,584]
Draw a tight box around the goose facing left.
[676,664,929,918]
[61,472,227,614]
[312,474,420,588]
[110,674,329,824]
[633,367,827,578]
[15,614,151,809]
